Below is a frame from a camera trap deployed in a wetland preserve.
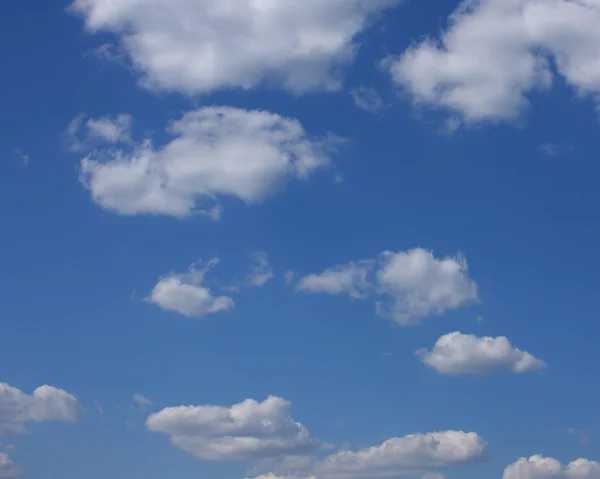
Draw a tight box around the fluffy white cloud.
[503,455,600,479]
[70,0,401,95]
[416,332,547,375]
[147,259,234,319]
[297,249,478,324]
[0,453,19,478]
[67,113,132,151]
[315,431,487,479]
[385,0,600,123]
[79,107,337,218]
[297,261,373,299]
[146,396,324,461]
[376,250,478,324]
[0,383,83,434]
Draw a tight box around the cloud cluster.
[385,0,600,123]
[0,453,19,478]
[147,396,325,461]
[297,248,478,324]
[146,259,234,319]
[416,332,547,375]
[79,107,337,218]
[70,0,401,95]
[503,455,600,479]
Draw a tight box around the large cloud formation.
[385,0,600,123]
[70,0,401,95]
[79,107,338,218]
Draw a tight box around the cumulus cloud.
[315,431,486,479]
[384,0,600,123]
[503,455,600,479]
[146,259,234,319]
[70,0,402,95]
[0,383,83,434]
[416,332,547,375]
[296,249,478,325]
[146,396,325,461]
[297,261,373,300]
[79,107,337,218]
[249,431,486,479]
[0,453,19,478]
[67,113,132,151]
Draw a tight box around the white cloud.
[416,332,547,375]
[351,86,387,113]
[133,394,153,409]
[384,0,600,123]
[146,396,325,461]
[70,0,401,95]
[503,455,600,479]
[12,149,29,165]
[67,113,132,152]
[0,453,19,478]
[297,261,373,300]
[297,249,478,325]
[376,249,478,324]
[0,383,83,434]
[147,259,234,319]
[79,107,337,218]
[315,431,487,479]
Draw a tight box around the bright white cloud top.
[503,455,600,479]
[297,248,478,324]
[79,107,337,218]
[147,259,234,319]
[416,332,547,375]
[146,396,325,461]
[70,0,402,95]
[385,0,600,123]
[0,383,83,434]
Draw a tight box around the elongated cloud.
[70,0,402,95]
[147,396,325,461]
[297,249,478,325]
[79,107,337,218]
[416,332,547,375]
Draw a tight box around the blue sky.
[1,1,600,478]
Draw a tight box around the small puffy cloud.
[146,396,325,461]
[416,332,547,375]
[70,0,402,95]
[133,394,152,409]
[66,113,132,152]
[384,0,600,123]
[351,86,387,113]
[376,249,478,324]
[297,249,478,325]
[297,261,373,300]
[79,107,337,218]
[568,428,589,445]
[315,431,486,479]
[147,259,234,319]
[0,383,83,434]
[0,453,19,478]
[503,455,600,479]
